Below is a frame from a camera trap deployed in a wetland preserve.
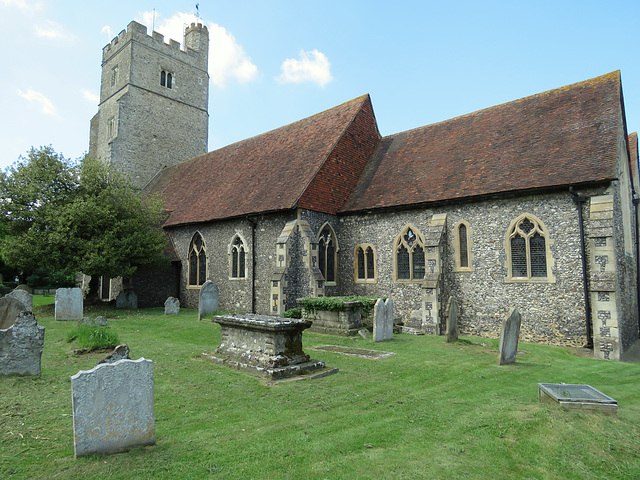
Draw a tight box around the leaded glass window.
[366,247,375,279]
[230,236,246,278]
[357,247,365,279]
[355,244,376,282]
[188,232,206,286]
[318,224,338,284]
[507,215,551,280]
[458,223,468,268]
[394,225,425,281]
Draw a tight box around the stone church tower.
[89,21,209,188]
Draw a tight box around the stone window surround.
[392,223,426,283]
[353,243,377,283]
[228,233,248,280]
[110,65,119,87]
[187,231,207,288]
[107,116,116,139]
[453,220,474,272]
[160,69,174,89]
[317,222,338,286]
[504,213,556,283]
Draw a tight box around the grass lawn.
[1,298,640,479]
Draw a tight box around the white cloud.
[17,89,59,118]
[81,89,99,105]
[278,50,333,87]
[136,10,258,88]
[2,0,39,11]
[34,19,76,40]
[101,25,113,39]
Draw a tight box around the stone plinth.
[204,314,326,380]
[303,301,363,336]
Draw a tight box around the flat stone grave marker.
[55,288,83,321]
[0,296,27,330]
[538,383,618,416]
[445,296,458,343]
[116,290,138,309]
[71,358,155,458]
[7,289,33,311]
[198,280,218,321]
[0,311,45,376]
[311,345,396,360]
[164,296,180,315]
[498,308,522,365]
[373,298,393,342]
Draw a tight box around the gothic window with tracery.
[355,244,376,282]
[318,224,338,284]
[230,236,246,279]
[188,232,207,286]
[394,224,425,281]
[505,214,554,282]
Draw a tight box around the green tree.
[0,146,168,293]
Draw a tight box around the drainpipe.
[634,196,640,337]
[570,187,593,349]
[247,217,257,314]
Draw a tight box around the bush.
[282,307,302,319]
[66,325,119,351]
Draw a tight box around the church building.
[91,21,640,360]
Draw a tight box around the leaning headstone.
[116,290,138,309]
[358,328,372,339]
[445,296,458,343]
[97,344,130,365]
[55,288,83,321]
[7,289,33,311]
[164,296,180,315]
[198,280,219,321]
[0,296,27,330]
[95,316,108,327]
[373,298,393,342]
[0,311,45,376]
[71,358,155,458]
[79,316,108,327]
[498,308,522,365]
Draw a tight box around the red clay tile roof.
[149,95,377,227]
[341,71,624,213]
[630,132,638,175]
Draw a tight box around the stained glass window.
[394,225,425,281]
[318,225,338,284]
[355,245,376,281]
[188,232,206,286]
[458,223,468,268]
[508,215,550,280]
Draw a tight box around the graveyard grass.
[2,299,640,479]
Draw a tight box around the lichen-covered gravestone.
[55,288,83,321]
[164,296,180,315]
[498,308,522,365]
[0,311,45,376]
[71,358,155,458]
[116,290,138,309]
[198,280,218,321]
[445,296,458,343]
[373,298,393,342]
[7,289,33,311]
[0,296,27,330]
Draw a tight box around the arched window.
[354,244,376,283]
[318,224,338,285]
[230,235,246,279]
[188,232,207,286]
[393,224,425,281]
[505,214,555,282]
[453,220,474,272]
[160,70,166,87]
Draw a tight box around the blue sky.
[1,0,639,170]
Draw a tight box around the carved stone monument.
[445,296,458,343]
[373,298,393,342]
[498,308,522,365]
[71,358,155,458]
[0,312,45,376]
[55,288,83,321]
[198,280,219,321]
[164,296,180,315]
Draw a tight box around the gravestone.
[7,289,33,311]
[0,311,45,376]
[78,316,108,327]
[0,296,27,330]
[498,308,522,365]
[198,280,219,321]
[98,344,131,365]
[445,296,458,343]
[373,298,393,342]
[116,290,138,309]
[71,358,155,458]
[55,288,83,321]
[164,296,180,315]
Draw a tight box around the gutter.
[247,216,257,314]
[634,196,640,337]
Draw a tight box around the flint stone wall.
[0,312,45,376]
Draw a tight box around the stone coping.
[311,345,396,360]
[202,352,331,381]
[213,314,312,332]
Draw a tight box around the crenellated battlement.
[102,20,208,64]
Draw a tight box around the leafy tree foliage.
[0,146,168,280]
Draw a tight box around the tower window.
[160,70,173,89]
[111,65,119,87]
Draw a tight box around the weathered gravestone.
[373,298,394,342]
[164,296,180,315]
[0,311,45,376]
[198,280,219,321]
[97,344,131,365]
[498,308,522,365]
[7,289,33,311]
[0,296,27,330]
[71,358,155,458]
[445,296,458,343]
[116,290,138,309]
[55,288,83,321]
[78,316,108,327]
